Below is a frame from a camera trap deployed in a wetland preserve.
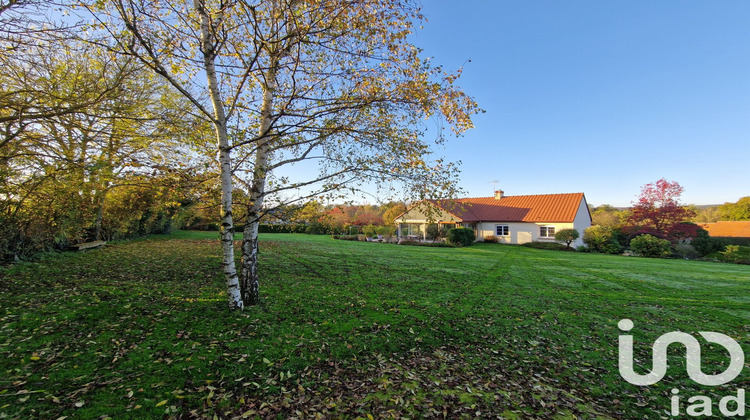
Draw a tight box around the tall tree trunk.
[195,0,243,311]
[240,65,276,306]
[94,188,107,240]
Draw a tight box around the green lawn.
[1,232,748,419]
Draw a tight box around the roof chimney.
[494,190,504,199]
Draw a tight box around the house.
[699,221,750,239]
[394,190,591,247]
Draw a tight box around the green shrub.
[674,243,700,260]
[257,224,307,233]
[612,227,628,247]
[690,229,723,256]
[362,224,377,238]
[483,235,498,243]
[713,237,750,248]
[521,241,568,251]
[425,223,440,239]
[630,234,671,258]
[0,213,53,263]
[554,228,580,248]
[305,221,330,235]
[203,223,219,231]
[446,227,475,247]
[398,240,453,247]
[332,235,359,241]
[576,245,588,252]
[720,245,750,264]
[583,226,622,254]
[376,225,395,236]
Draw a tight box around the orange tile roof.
[430,192,587,223]
[699,221,750,238]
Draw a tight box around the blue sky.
[411,1,750,206]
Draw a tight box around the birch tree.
[79,0,480,309]
[79,0,267,310]
[227,0,480,305]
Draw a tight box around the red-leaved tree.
[625,178,698,241]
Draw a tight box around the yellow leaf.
[155,400,168,407]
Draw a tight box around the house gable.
[573,194,592,225]
[395,201,463,223]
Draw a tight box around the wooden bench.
[74,241,106,250]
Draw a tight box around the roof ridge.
[399,193,587,224]
[457,192,584,201]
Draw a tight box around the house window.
[539,225,555,238]
[400,223,422,236]
[495,225,509,236]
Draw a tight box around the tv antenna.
[489,179,499,193]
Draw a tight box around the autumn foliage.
[625,178,698,242]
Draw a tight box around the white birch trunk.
[240,64,276,306]
[194,0,243,311]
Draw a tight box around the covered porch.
[396,222,475,241]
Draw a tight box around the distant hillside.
[603,204,721,211]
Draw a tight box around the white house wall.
[476,222,577,244]
[571,196,592,247]
[476,198,590,246]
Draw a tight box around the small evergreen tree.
[554,229,580,249]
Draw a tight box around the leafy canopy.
[719,197,750,221]
[554,228,579,248]
[625,178,697,241]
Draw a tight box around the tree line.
[1,15,208,261]
[1,0,481,310]
[584,179,749,259]
[592,196,750,228]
